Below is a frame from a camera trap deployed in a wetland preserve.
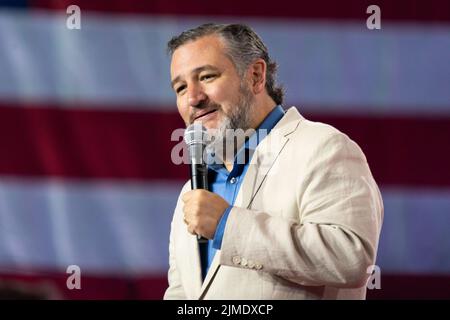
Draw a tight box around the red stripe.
[0,102,449,187]
[0,102,187,182]
[1,271,450,299]
[303,111,450,188]
[30,0,450,23]
[366,274,450,299]
[0,271,167,300]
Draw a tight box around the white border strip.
[0,177,450,274]
[0,10,449,114]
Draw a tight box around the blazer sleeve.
[219,132,383,288]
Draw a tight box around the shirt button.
[232,256,241,265]
[255,264,263,270]
[230,177,237,184]
[241,258,248,267]
[248,260,255,269]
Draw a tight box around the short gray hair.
[167,23,284,105]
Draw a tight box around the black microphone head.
[184,123,209,164]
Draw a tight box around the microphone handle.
[190,164,209,243]
[190,164,209,189]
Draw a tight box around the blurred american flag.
[0,0,449,299]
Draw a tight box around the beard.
[205,82,256,165]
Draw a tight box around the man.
[164,23,383,300]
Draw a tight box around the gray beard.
[206,84,255,165]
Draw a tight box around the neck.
[224,96,277,172]
[249,96,277,130]
[224,161,234,172]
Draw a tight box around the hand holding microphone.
[183,123,229,243]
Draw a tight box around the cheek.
[177,102,189,125]
[207,84,238,112]
[207,83,229,103]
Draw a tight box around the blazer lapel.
[236,107,302,209]
[240,135,289,209]
[198,250,221,300]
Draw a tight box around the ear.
[247,59,266,95]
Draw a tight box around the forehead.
[170,35,234,80]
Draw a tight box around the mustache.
[189,101,222,124]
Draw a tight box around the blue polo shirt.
[200,105,285,279]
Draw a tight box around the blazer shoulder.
[283,107,344,143]
[298,118,344,141]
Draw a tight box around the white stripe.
[377,187,450,274]
[0,178,449,274]
[0,10,449,114]
[0,177,184,275]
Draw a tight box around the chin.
[203,118,222,131]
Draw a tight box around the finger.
[182,189,207,203]
[187,224,196,235]
[182,203,193,219]
[181,190,194,202]
[183,207,191,224]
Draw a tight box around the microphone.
[184,123,209,243]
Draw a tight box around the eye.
[200,74,216,81]
[175,84,186,94]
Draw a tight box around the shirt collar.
[244,104,285,152]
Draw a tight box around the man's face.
[170,35,254,133]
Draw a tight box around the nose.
[187,83,207,109]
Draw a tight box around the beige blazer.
[164,107,383,300]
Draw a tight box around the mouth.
[194,109,218,122]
